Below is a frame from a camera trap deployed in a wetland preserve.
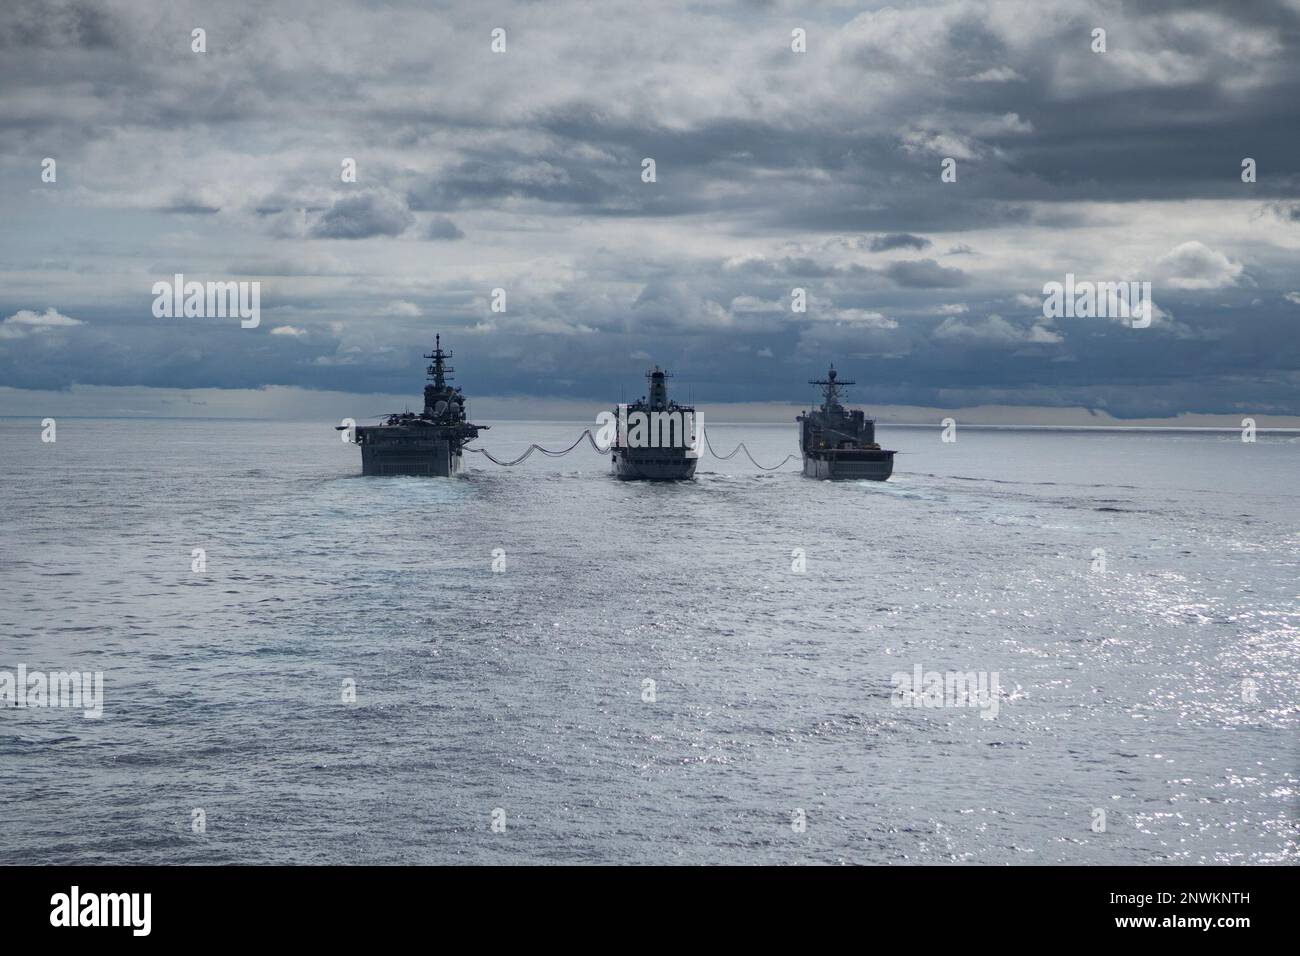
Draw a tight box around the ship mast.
[808,364,854,411]
[425,334,454,390]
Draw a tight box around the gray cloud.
[869,233,932,252]
[1,0,1299,418]
[309,191,414,240]
[885,259,969,289]
[0,0,118,50]
[424,216,465,241]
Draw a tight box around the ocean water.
[1,418,1297,865]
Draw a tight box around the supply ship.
[341,335,486,476]
[609,366,700,481]
[797,366,894,480]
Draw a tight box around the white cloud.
[967,66,1025,83]
[972,112,1034,136]
[729,295,787,314]
[934,313,1019,343]
[270,325,308,337]
[378,301,423,317]
[933,313,1057,345]
[1,307,83,338]
[1027,324,1063,344]
[831,308,897,328]
[5,307,83,327]
[901,129,979,160]
[1153,241,1243,290]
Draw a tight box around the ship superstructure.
[609,365,699,481]
[345,335,486,476]
[797,365,894,480]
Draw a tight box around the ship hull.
[802,449,894,481]
[611,449,698,481]
[357,430,464,477]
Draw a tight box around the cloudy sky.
[2,0,1299,422]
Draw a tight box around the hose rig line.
[465,429,608,466]
[468,427,799,471]
[702,427,800,471]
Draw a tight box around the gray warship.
[609,365,700,481]
[797,366,895,480]
[342,335,486,476]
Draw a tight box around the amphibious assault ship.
[342,335,486,476]
[797,366,895,480]
[609,366,700,481]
